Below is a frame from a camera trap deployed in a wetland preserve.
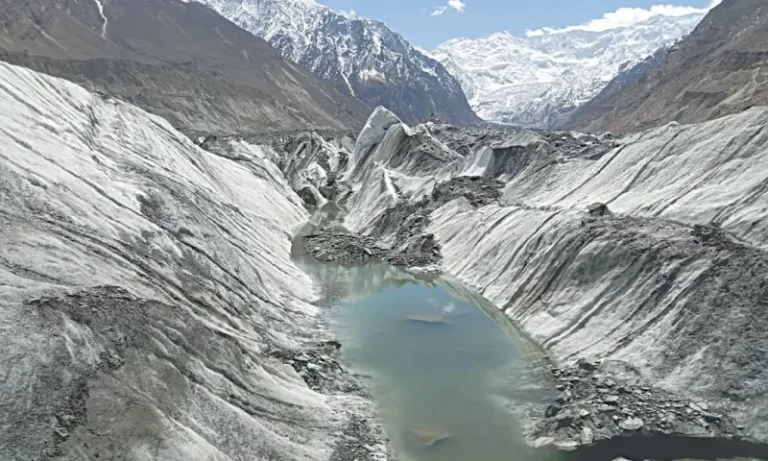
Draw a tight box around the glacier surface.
[286,106,768,442]
[5,49,768,459]
[0,60,379,460]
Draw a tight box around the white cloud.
[431,0,465,16]
[339,9,357,18]
[447,0,466,13]
[431,6,447,16]
[525,2,718,37]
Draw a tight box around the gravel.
[530,358,742,449]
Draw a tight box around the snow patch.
[93,0,108,38]
[359,68,386,82]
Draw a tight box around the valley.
[2,0,768,460]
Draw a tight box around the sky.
[320,0,719,49]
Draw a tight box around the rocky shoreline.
[530,359,743,451]
[269,340,392,461]
[302,231,441,268]
[300,176,506,269]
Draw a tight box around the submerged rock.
[532,436,555,448]
[407,427,453,447]
[406,314,449,324]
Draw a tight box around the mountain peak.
[432,11,706,127]
[193,0,480,125]
[566,0,768,133]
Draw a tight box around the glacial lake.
[300,260,555,461]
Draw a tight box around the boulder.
[619,417,644,431]
[407,427,452,447]
[587,202,611,216]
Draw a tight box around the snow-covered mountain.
[189,0,480,125]
[431,13,705,127]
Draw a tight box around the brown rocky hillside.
[0,0,368,136]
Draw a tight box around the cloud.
[525,2,718,37]
[447,0,466,13]
[339,9,357,18]
[431,0,465,16]
[431,6,447,16]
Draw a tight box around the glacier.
[284,106,768,444]
[0,60,384,461]
[3,53,768,459]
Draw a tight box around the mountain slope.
[431,13,704,128]
[190,0,480,126]
[567,0,768,133]
[0,0,367,135]
[565,45,672,128]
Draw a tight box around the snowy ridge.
[188,0,479,125]
[432,13,705,127]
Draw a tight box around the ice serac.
[189,0,480,125]
[0,60,362,460]
[291,108,768,441]
[431,13,704,127]
[353,107,404,161]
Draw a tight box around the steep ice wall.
[0,61,360,460]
